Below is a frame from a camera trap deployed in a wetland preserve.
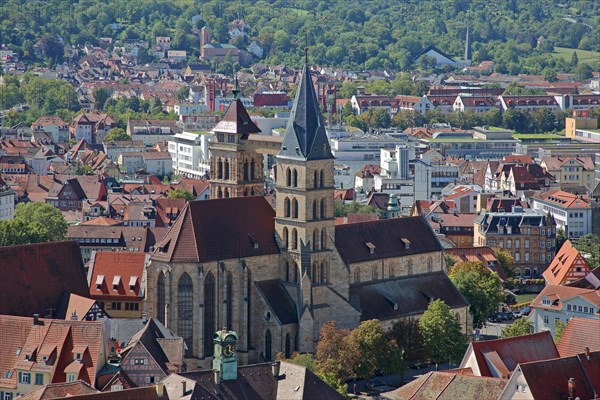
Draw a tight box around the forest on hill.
[0,0,598,73]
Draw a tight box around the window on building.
[286,168,291,186]
[67,374,76,382]
[507,240,512,249]
[525,240,530,248]
[567,304,572,311]
[292,169,298,187]
[34,373,43,385]
[320,199,326,219]
[543,315,549,324]
[284,197,290,218]
[515,240,520,249]
[525,253,530,262]
[18,372,30,384]
[178,273,194,357]
[265,330,272,361]
[111,302,121,310]
[157,273,165,324]
[204,272,216,356]
[313,170,318,188]
[578,306,583,312]
[515,253,520,262]
[292,198,298,219]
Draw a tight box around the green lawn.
[513,133,566,139]
[515,293,536,304]
[552,47,600,66]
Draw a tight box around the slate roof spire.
[278,57,333,161]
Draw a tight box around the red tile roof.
[518,351,600,400]
[446,246,506,281]
[155,198,186,227]
[556,317,600,358]
[534,190,591,209]
[18,380,98,399]
[0,241,89,317]
[81,217,123,226]
[0,315,104,389]
[383,371,507,400]
[463,332,559,378]
[530,284,600,311]
[61,386,170,399]
[89,252,148,301]
[213,98,261,137]
[152,197,279,263]
[544,240,592,286]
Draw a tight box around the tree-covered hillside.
[1,0,598,73]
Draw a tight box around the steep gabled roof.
[0,241,89,317]
[212,98,261,138]
[464,332,559,378]
[543,240,592,285]
[152,197,279,263]
[278,63,333,161]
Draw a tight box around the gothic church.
[146,62,469,370]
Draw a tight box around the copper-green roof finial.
[232,73,241,100]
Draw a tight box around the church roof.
[334,216,442,265]
[278,63,333,161]
[151,197,279,263]
[255,280,298,325]
[212,99,261,137]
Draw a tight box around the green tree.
[167,189,195,201]
[0,203,68,246]
[555,228,568,252]
[570,51,579,67]
[39,34,64,66]
[542,68,557,83]
[554,320,566,342]
[449,261,504,327]
[443,253,457,269]
[574,64,593,81]
[93,87,110,111]
[103,127,130,142]
[494,248,516,279]
[349,319,390,379]
[573,234,600,267]
[316,321,359,383]
[419,299,466,364]
[392,110,426,130]
[176,85,190,101]
[388,318,424,382]
[333,199,379,217]
[501,318,532,338]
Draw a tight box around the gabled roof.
[530,284,600,310]
[255,280,298,325]
[152,197,279,263]
[556,317,600,357]
[383,371,507,400]
[463,332,559,378]
[0,241,89,317]
[413,45,456,63]
[88,251,147,301]
[278,62,333,161]
[212,97,261,137]
[351,271,468,321]
[335,216,442,265]
[18,380,98,399]
[544,240,592,286]
[516,351,600,400]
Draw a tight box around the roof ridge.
[435,373,458,399]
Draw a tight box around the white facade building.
[0,186,15,220]
[168,132,213,179]
[532,190,592,239]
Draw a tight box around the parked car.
[488,314,500,323]
[512,309,522,318]
[521,307,531,316]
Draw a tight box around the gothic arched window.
[217,159,223,179]
[226,272,233,331]
[284,198,290,218]
[286,167,291,186]
[224,159,230,180]
[407,259,413,275]
[320,169,324,187]
[178,273,193,357]
[283,227,289,248]
[224,188,230,198]
[285,333,291,358]
[427,256,433,273]
[217,187,223,199]
[292,169,298,187]
[291,229,298,250]
[321,228,326,249]
[265,330,272,361]
[313,170,318,188]
[320,199,325,219]
[157,272,165,324]
[204,272,215,356]
[312,199,317,220]
[292,198,298,219]
[243,160,249,181]
[251,160,256,180]
[321,261,327,283]
[313,229,318,251]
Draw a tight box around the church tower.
[209,78,264,199]
[274,59,335,351]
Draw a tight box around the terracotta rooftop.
[88,251,148,301]
[18,380,98,399]
[0,241,89,317]
[461,332,559,378]
[530,284,600,311]
[446,247,506,281]
[556,317,600,358]
[534,189,591,209]
[383,371,507,400]
[543,240,592,286]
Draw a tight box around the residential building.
[459,331,559,378]
[155,198,186,228]
[102,140,146,161]
[541,156,595,189]
[565,115,598,139]
[32,146,65,175]
[392,95,433,114]
[498,350,600,400]
[329,131,407,162]
[71,112,117,144]
[0,179,15,220]
[383,371,507,400]
[543,240,593,286]
[17,381,99,399]
[127,120,181,146]
[66,225,168,263]
[31,116,69,143]
[499,95,562,112]
[0,315,107,399]
[474,207,557,276]
[530,284,600,336]
[556,317,600,357]
[420,127,519,160]
[453,95,497,112]
[532,190,592,238]
[350,94,392,115]
[0,241,90,318]
[168,132,212,179]
[373,145,415,213]
[446,246,507,281]
[428,213,477,248]
[87,251,149,318]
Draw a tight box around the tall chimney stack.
[33,314,39,325]
[272,361,280,378]
[568,377,575,400]
[584,346,590,361]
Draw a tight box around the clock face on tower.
[223,343,235,357]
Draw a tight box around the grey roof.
[255,280,298,325]
[277,63,333,161]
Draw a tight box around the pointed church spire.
[278,55,333,161]
[464,21,471,62]
[232,74,241,100]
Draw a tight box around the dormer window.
[542,298,552,306]
[129,276,138,291]
[75,353,81,360]
[507,226,512,234]
[365,242,375,254]
[401,238,410,250]
[96,275,105,289]
[112,275,121,290]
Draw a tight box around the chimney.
[568,378,575,399]
[181,380,187,396]
[155,382,164,397]
[272,361,280,378]
[585,346,590,361]
[33,314,39,325]
[71,311,78,320]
